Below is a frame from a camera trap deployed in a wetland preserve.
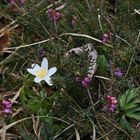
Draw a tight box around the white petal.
[31,64,41,71]
[27,68,37,76]
[48,67,57,76]
[44,76,53,86]
[41,58,48,70]
[34,77,42,83]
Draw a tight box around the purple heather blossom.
[1,100,13,114]
[104,95,117,112]
[81,77,91,88]
[2,100,12,108]
[48,8,61,21]
[4,108,13,113]
[101,32,112,43]
[114,67,123,77]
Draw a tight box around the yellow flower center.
[36,69,47,78]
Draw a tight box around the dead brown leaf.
[0,32,11,53]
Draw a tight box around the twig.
[97,128,114,140]
[94,75,111,81]
[100,115,132,138]
[7,38,54,50]
[0,116,70,134]
[132,9,140,15]
[53,124,75,139]
[62,33,113,48]
[115,35,132,47]
[87,88,95,113]
[85,0,92,14]
[125,30,140,77]
[32,115,40,140]
[11,88,21,104]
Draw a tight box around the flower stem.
[87,88,95,113]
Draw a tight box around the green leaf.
[20,86,35,105]
[97,55,108,72]
[126,106,140,114]
[119,89,140,125]
[125,88,139,105]
[119,91,129,110]
[126,113,140,121]
[28,99,42,113]
[124,98,140,110]
[119,88,140,110]
[119,115,135,134]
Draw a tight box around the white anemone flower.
[27,58,57,86]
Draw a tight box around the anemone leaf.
[119,115,135,134]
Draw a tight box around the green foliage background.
[0,0,140,139]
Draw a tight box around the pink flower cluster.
[81,77,91,88]
[48,8,61,21]
[114,67,123,77]
[104,96,117,112]
[1,100,13,114]
[101,32,112,43]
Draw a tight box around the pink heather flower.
[111,99,117,104]
[2,100,12,108]
[48,8,61,21]
[101,32,112,43]
[1,100,13,114]
[110,96,116,100]
[104,96,117,112]
[109,107,116,112]
[4,108,13,113]
[81,77,91,88]
[114,67,123,77]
